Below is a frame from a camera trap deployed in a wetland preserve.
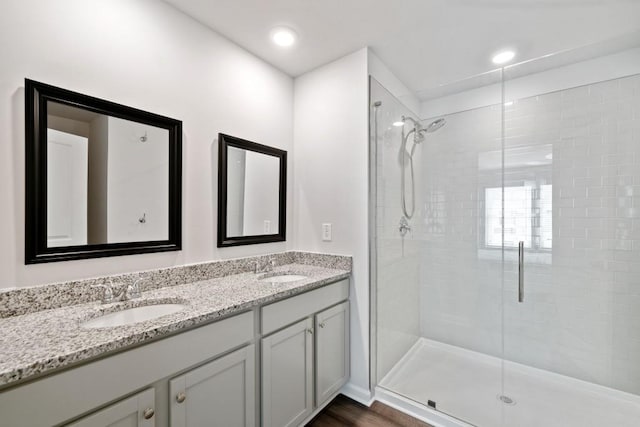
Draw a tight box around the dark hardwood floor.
[306,394,434,427]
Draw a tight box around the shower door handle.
[518,241,524,303]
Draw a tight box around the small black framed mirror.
[25,79,182,264]
[217,133,286,247]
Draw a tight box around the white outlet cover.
[322,223,332,241]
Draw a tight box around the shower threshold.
[379,338,640,427]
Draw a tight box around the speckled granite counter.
[0,256,350,389]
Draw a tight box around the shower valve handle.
[399,217,411,237]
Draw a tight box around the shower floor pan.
[379,338,640,427]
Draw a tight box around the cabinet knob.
[319,322,325,328]
[143,408,155,420]
[176,391,187,403]
[307,328,314,335]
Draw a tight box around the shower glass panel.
[501,48,640,427]
[371,75,506,427]
[370,78,423,385]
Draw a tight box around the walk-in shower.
[370,36,640,427]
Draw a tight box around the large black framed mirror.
[25,79,182,264]
[217,133,286,247]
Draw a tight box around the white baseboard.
[340,382,374,406]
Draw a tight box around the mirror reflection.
[226,146,280,237]
[217,133,286,247]
[46,101,169,247]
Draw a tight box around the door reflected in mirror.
[46,102,170,247]
[218,134,286,247]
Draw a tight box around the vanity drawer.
[261,279,349,335]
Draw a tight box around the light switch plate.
[322,223,332,241]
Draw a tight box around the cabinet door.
[261,318,313,427]
[169,344,255,427]
[315,301,350,406]
[66,388,155,427]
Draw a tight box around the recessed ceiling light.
[392,121,404,127]
[504,101,514,107]
[271,27,297,47]
[492,50,516,65]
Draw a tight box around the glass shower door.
[411,103,506,427]
[501,58,640,426]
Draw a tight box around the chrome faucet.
[93,279,142,304]
[254,257,276,274]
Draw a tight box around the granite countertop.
[0,263,349,389]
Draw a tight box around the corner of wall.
[292,47,371,392]
[366,49,421,116]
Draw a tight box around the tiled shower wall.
[419,73,640,394]
[418,101,504,359]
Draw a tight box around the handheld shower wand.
[399,116,447,219]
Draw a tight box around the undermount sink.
[81,304,187,329]
[258,273,308,283]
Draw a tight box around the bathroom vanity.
[7,79,350,427]
[0,254,351,427]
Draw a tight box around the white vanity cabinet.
[261,318,314,427]
[67,388,156,427]
[169,345,256,427]
[315,301,350,406]
[260,279,350,427]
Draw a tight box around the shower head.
[425,118,446,133]
[400,116,446,145]
[401,116,446,134]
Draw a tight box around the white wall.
[106,117,169,243]
[243,151,280,235]
[0,0,294,288]
[226,147,246,236]
[292,48,424,396]
[293,48,370,396]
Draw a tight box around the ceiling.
[165,0,640,100]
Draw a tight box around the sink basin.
[259,274,307,283]
[82,304,186,328]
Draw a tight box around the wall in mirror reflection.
[46,101,169,247]
[226,146,280,237]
